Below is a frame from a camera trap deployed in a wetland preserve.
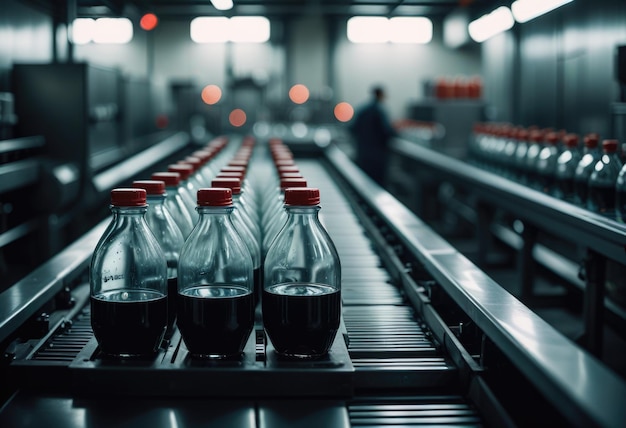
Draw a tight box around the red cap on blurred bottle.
[197,188,232,206]
[111,188,146,206]
[132,180,166,195]
[284,187,320,206]
[151,172,181,186]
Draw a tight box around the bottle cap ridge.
[602,139,619,152]
[168,164,193,180]
[211,177,242,194]
[151,172,181,186]
[197,188,233,206]
[132,180,166,195]
[111,188,147,206]
[284,187,320,206]
[584,133,599,148]
[280,177,307,190]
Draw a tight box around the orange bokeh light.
[334,102,354,122]
[229,109,247,127]
[140,13,159,31]
[289,84,310,104]
[201,85,222,105]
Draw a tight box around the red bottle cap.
[132,180,166,195]
[151,172,181,186]
[211,177,241,195]
[221,166,246,175]
[584,133,599,148]
[545,132,560,145]
[277,165,299,174]
[280,177,308,190]
[217,171,244,180]
[197,188,232,206]
[562,133,579,148]
[192,150,212,163]
[179,157,202,170]
[602,139,619,153]
[279,171,304,180]
[111,188,147,206]
[284,187,320,206]
[168,164,193,180]
[517,129,529,141]
[228,159,248,168]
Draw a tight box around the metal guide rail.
[388,137,626,357]
[0,139,623,427]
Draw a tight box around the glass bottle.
[150,172,195,238]
[167,164,198,220]
[554,133,581,202]
[524,130,545,190]
[262,176,308,254]
[132,180,185,336]
[536,131,562,195]
[615,152,626,222]
[177,188,254,358]
[587,139,623,216]
[512,128,530,183]
[573,133,601,206]
[89,188,168,358]
[263,187,341,359]
[211,176,263,305]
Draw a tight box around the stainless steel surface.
[0,218,109,344]
[390,137,626,265]
[324,142,626,428]
[92,131,189,192]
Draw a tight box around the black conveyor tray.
[70,326,354,398]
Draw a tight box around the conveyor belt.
[0,152,482,427]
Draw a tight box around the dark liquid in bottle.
[587,184,616,215]
[263,283,340,358]
[555,177,575,201]
[177,284,254,358]
[253,265,262,306]
[166,277,177,335]
[91,290,167,357]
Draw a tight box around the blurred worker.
[349,85,398,186]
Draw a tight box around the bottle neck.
[197,206,234,217]
[285,205,321,216]
[111,206,147,216]
[146,195,166,205]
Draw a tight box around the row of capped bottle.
[469,123,626,219]
[89,135,341,360]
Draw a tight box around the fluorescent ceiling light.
[468,6,514,43]
[389,17,432,44]
[93,18,133,44]
[511,0,573,23]
[71,18,95,44]
[190,16,270,43]
[71,17,133,44]
[190,17,230,43]
[347,16,432,44]
[210,0,233,11]
[347,17,389,43]
[229,17,270,43]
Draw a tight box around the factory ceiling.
[31,0,501,20]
